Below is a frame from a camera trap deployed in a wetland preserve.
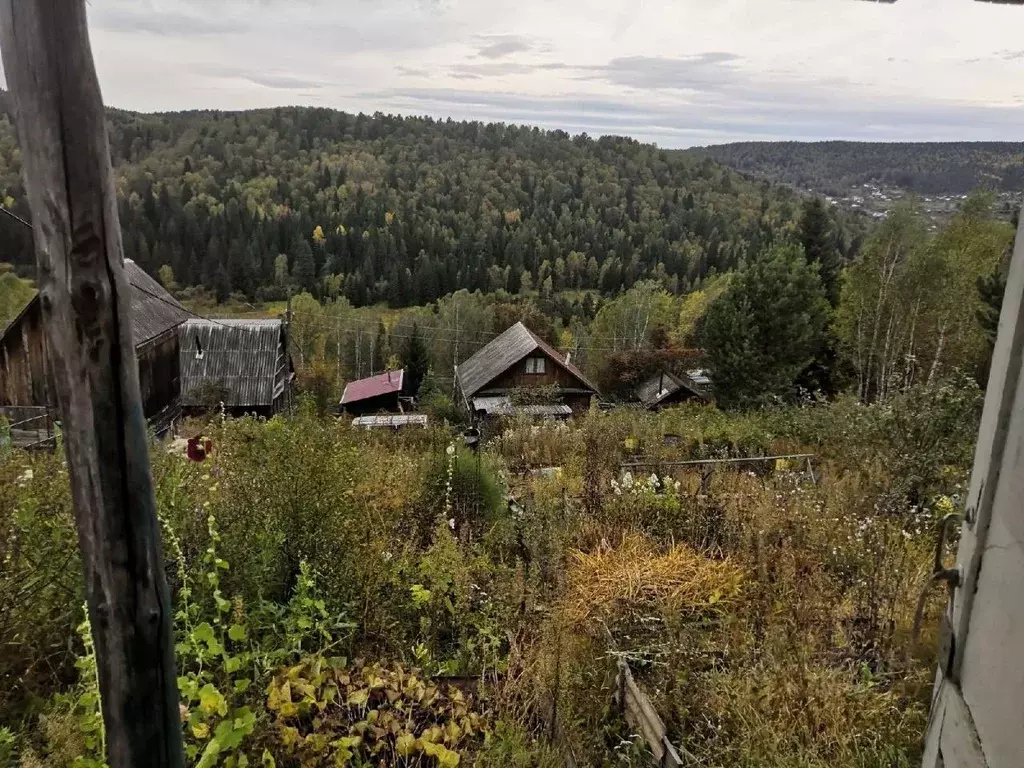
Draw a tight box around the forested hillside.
[690,141,1024,196]
[0,105,832,307]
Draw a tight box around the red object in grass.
[187,436,212,462]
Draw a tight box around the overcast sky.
[27,0,1024,146]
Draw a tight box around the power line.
[287,310,645,348]
[126,277,238,331]
[0,204,33,231]
[0,204,240,332]
[2,199,678,352]
[286,311,652,353]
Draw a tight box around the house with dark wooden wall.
[339,369,405,415]
[456,322,599,419]
[0,260,189,421]
[178,319,294,417]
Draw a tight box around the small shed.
[178,319,294,417]
[635,370,709,410]
[340,369,404,415]
[0,259,189,420]
[456,322,599,418]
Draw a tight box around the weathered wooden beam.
[0,2,184,767]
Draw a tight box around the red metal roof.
[340,369,404,405]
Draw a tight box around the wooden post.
[0,3,184,767]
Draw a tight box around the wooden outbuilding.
[0,259,189,422]
[339,369,405,415]
[635,370,709,410]
[178,319,295,417]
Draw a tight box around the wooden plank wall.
[0,300,53,408]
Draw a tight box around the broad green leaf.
[192,622,215,645]
[346,688,369,707]
[195,736,222,768]
[198,683,227,716]
[395,732,417,756]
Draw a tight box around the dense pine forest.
[0,105,866,307]
[691,140,1024,196]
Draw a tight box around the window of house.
[525,356,546,374]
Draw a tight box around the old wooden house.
[635,370,709,410]
[0,259,189,421]
[178,319,295,417]
[456,322,599,419]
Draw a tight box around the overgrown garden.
[1,377,980,766]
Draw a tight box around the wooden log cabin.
[0,260,189,423]
[456,321,599,419]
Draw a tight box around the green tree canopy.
[402,322,430,398]
[799,197,842,306]
[702,243,830,407]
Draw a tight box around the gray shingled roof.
[456,322,598,399]
[178,319,290,408]
[0,259,188,347]
[124,260,190,345]
[635,370,706,408]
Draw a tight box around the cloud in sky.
[52,0,1024,146]
[475,35,536,59]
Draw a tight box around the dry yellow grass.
[560,534,744,626]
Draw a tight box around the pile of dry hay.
[560,534,744,626]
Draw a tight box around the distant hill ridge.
[686,141,1024,196]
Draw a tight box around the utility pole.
[355,328,362,379]
[0,3,184,767]
[452,304,460,398]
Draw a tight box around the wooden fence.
[0,405,56,449]
[612,656,686,767]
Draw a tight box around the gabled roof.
[179,319,290,408]
[124,260,190,345]
[0,259,188,347]
[340,369,404,405]
[455,322,599,399]
[635,370,707,408]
